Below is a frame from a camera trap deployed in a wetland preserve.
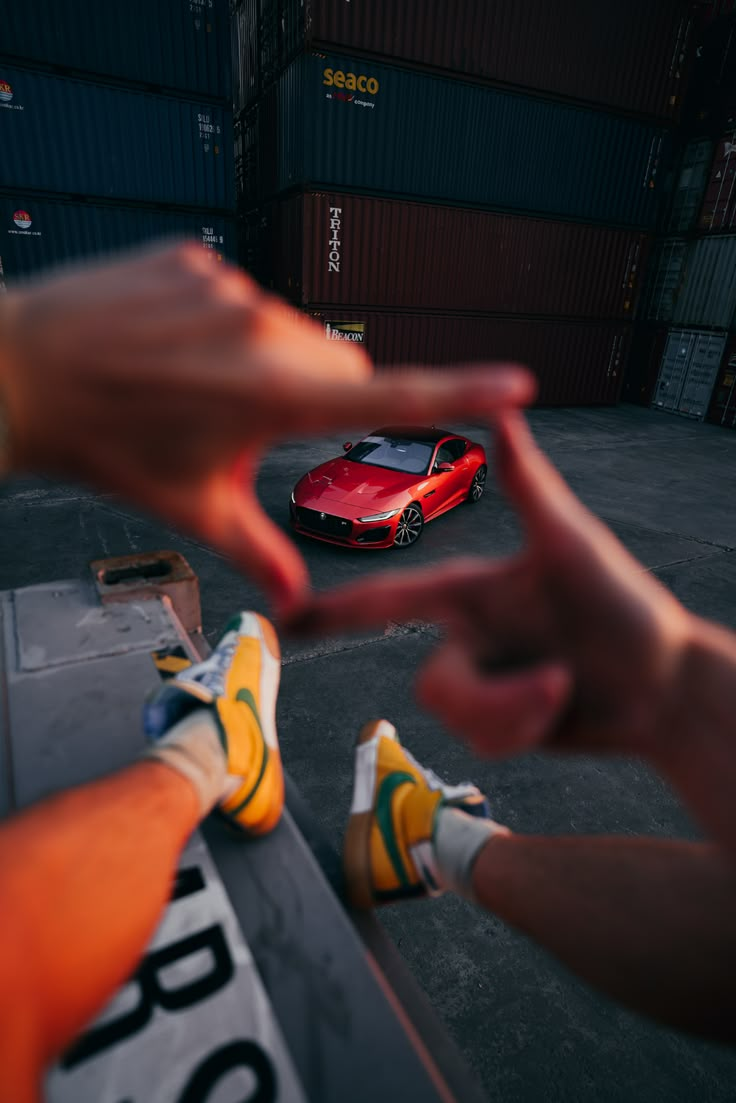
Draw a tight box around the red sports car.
[289,426,487,549]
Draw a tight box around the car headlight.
[290,490,296,504]
[358,509,400,523]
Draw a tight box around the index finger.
[253,365,537,441]
[284,556,506,636]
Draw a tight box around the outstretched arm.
[472,831,736,1041]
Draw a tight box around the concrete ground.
[2,403,736,1102]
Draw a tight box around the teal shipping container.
[0,196,236,285]
[1,67,234,210]
[1,0,231,101]
[643,239,689,321]
[238,53,669,228]
[665,139,714,232]
[644,236,736,327]
[652,329,727,418]
[673,235,736,327]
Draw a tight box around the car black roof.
[370,426,459,443]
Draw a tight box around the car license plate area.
[296,507,352,538]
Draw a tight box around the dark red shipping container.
[621,326,668,405]
[237,0,696,120]
[706,333,736,428]
[310,310,631,406]
[248,192,649,320]
[699,126,736,229]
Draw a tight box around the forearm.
[472,832,736,1040]
[0,762,199,1067]
[654,617,736,861]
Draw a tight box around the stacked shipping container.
[0,0,234,283]
[246,193,649,317]
[234,0,697,405]
[233,0,695,120]
[626,5,736,424]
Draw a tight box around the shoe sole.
[343,719,397,909]
[247,611,281,754]
[222,612,283,835]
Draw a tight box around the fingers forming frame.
[417,641,573,757]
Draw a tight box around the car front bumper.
[290,503,395,549]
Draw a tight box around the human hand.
[288,411,696,760]
[0,241,534,615]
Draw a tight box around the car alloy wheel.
[393,505,424,547]
[468,464,487,503]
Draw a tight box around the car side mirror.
[437,461,454,472]
[343,442,353,452]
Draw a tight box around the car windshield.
[346,435,434,475]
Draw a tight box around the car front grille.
[296,507,353,539]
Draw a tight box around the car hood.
[295,457,426,509]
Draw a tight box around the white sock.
[434,807,510,902]
[145,710,228,818]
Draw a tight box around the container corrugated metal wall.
[683,11,736,135]
[643,239,689,321]
[232,0,260,116]
[701,1,736,21]
[237,0,695,120]
[707,335,736,428]
[1,0,231,100]
[1,67,234,209]
[0,197,236,284]
[666,139,714,231]
[250,191,649,319]
[699,127,736,231]
[652,328,727,417]
[673,235,736,326]
[239,53,668,227]
[311,310,630,405]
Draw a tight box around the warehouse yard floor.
[2,403,736,1102]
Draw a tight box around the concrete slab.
[2,405,736,1101]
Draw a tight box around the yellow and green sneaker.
[343,720,490,909]
[144,611,283,835]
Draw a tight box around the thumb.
[494,412,596,548]
[417,640,573,756]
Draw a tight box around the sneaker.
[144,612,283,835]
[343,720,490,908]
